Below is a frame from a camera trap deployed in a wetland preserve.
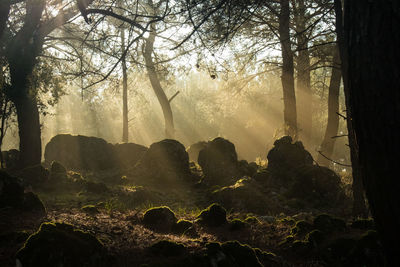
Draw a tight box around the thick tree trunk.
[342,0,400,265]
[334,0,368,218]
[317,46,341,166]
[0,1,11,39]
[13,95,42,167]
[143,24,175,139]
[121,28,129,143]
[279,0,297,137]
[294,0,312,145]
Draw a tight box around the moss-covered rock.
[350,218,375,230]
[198,137,240,186]
[211,178,270,214]
[244,216,260,224]
[172,219,194,235]
[229,219,249,231]
[18,164,49,189]
[196,203,227,227]
[16,222,106,267]
[291,220,314,236]
[0,171,45,214]
[81,204,100,214]
[143,206,177,232]
[83,181,110,194]
[290,240,312,255]
[254,248,282,267]
[313,214,346,233]
[206,241,263,267]
[305,230,325,248]
[150,240,186,257]
[186,141,208,163]
[113,142,148,169]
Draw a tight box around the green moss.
[143,206,177,232]
[278,217,295,226]
[150,240,186,257]
[278,235,294,247]
[16,222,106,267]
[229,219,249,231]
[196,203,227,227]
[291,220,314,236]
[244,216,260,224]
[305,229,325,248]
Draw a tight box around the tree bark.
[121,28,129,143]
[13,94,42,167]
[279,0,297,137]
[317,46,341,166]
[334,0,368,219]
[294,0,312,145]
[143,23,175,139]
[342,0,400,265]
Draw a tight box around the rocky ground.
[0,135,384,266]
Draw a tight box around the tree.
[317,45,341,166]
[279,0,297,137]
[0,0,78,167]
[339,0,400,264]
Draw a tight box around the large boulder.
[113,143,147,169]
[196,203,227,227]
[1,149,19,169]
[132,139,190,184]
[0,171,45,215]
[186,141,208,163]
[44,134,117,170]
[267,136,313,176]
[198,137,240,186]
[16,222,107,267]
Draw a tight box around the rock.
[287,165,344,207]
[48,161,68,184]
[143,206,177,232]
[229,219,249,231]
[22,192,46,215]
[150,240,186,257]
[206,241,263,267]
[186,141,208,162]
[198,137,240,186]
[172,220,194,235]
[44,134,117,170]
[113,143,147,169]
[83,181,110,194]
[291,220,314,236]
[254,248,283,267]
[0,171,45,214]
[306,230,325,248]
[81,204,100,214]
[237,160,258,177]
[313,214,346,233]
[267,136,313,171]
[1,149,19,169]
[16,222,106,267]
[351,218,375,230]
[17,164,49,189]
[196,203,227,227]
[211,178,271,214]
[133,139,190,184]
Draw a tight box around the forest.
[0,0,399,266]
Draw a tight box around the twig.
[336,112,347,120]
[168,91,180,103]
[317,151,352,167]
[331,134,348,139]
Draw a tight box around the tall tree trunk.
[279,0,297,137]
[13,94,42,167]
[334,0,368,218]
[294,0,312,145]
[143,24,175,139]
[121,28,129,143]
[317,46,341,166]
[342,0,400,265]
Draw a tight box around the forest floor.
[0,165,382,267]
